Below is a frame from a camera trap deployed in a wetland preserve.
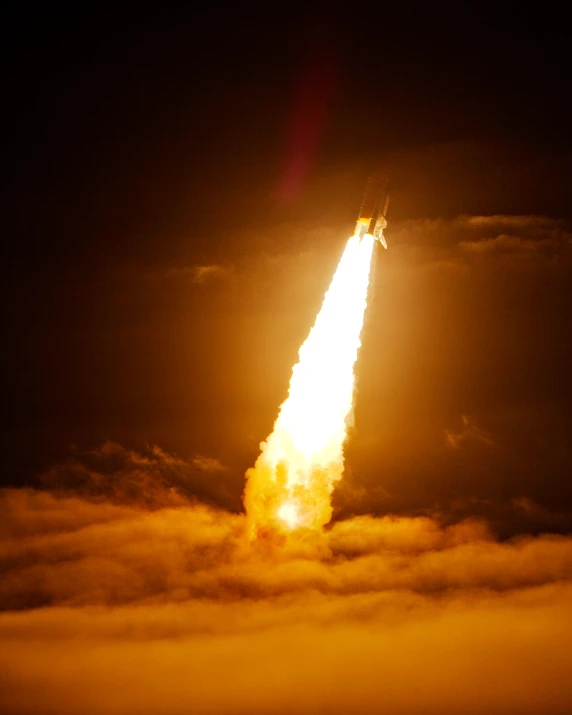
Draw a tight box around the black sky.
[3,4,571,532]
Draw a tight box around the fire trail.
[244,231,377,537]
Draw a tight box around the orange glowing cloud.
[1,468,572,714]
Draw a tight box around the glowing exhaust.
[244,234,375,536]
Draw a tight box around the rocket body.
[354,171,389,248]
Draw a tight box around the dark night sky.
[3,4,572,532]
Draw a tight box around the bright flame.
[277,501,300,528]
[244,234,375,536]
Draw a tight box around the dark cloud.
[385,214,572,269]
[191,455,227,472]
[39,441,234,511]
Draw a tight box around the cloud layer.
[2,465,572,714]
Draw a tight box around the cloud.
[464,215,567,232]
[190,264,231,283]
[191,455,227,472]
[2,454,572,714]
[445,415,494,450]
[140,215,570,291]
[386,214,571,270]
[458,232,566,265]
[154,263,232,284]
[2,583,571,715]
[511,496,572,530]
[461,234,546,254]
[40,441,232,510]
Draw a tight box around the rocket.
[354,171,389,248]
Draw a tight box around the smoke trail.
[244,235,375,536]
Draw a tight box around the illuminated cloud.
[2,485,572,607]
[2,457,572,714]
[191,264,231,283]
[386,214,571,269]
[191,455,226,472]
[40,441,231,510]
[464,215,568,232]
[444,415,494,450]
[0,436,572,715]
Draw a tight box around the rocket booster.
[354,171,389,248]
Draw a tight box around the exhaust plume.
[244,235,375,535]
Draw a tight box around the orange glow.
[277,501,300,528]
[244,235,375,536]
